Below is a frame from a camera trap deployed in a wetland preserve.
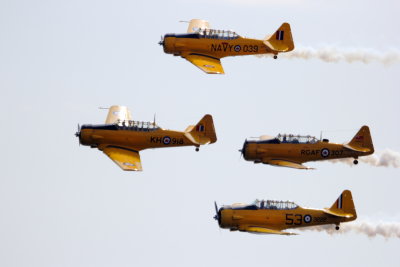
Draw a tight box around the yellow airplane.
[159,19,294,74]
[75,105,217,171]
[214,190,356,235]
[240,126,374,169]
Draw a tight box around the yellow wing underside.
[263,159,313,170]
[102,146,143,171]
[243,226,297,235]
[184,54,224,74]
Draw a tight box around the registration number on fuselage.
[150,136,184,145]
[285,214,313,225]
[285,214,327,225]
[211,43,259,53]
[300,149,344,158]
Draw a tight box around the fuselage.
[162,32,271,59]
[218,205,356,231]
[242,139,373,164]
[79,123,194,151]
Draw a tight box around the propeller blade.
[158,35,164,46]
[214,201,219,220]
[239,139,247,159]
[75,124,80,137]
[75,124,81,148]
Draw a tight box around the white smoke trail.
[258,45,400,65]
[328,149,400,168]
[299,221,400,239]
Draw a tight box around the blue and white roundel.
[163,136,171,145]
[304,215,312,223]
[234,45,241,52]
[321,148,330,158]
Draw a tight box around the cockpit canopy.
[277,134,319,144]
[193,28,240,40]
[116,119,160,132]
[229,199,299,210]
[249,134,319,144]
[253,199,299,210]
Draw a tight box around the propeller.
[238,139,247,159]
[213,201,219,221]
[75,124,80,137]
[158,35,164,46]
[75,124,81,146]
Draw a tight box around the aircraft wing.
[243,226,297,235]
[264,159,314,170]
[105,105,132,124]
[323,209,355,218]
[102,146,143,171]
[184,54,224,74]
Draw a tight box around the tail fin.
[184,114,217,145]
[263,22,294,53]
[327,190,357,219]
[345,125,374,153]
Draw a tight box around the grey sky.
[0,0,399,266]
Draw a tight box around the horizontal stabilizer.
[323,209,355,218]
[263,159,314,170]
[243,226,297,235]
[343,144,371,153]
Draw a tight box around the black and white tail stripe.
[337,194,343,209]
[196,124,205,132]
[276,30,284,40]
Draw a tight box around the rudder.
[264,23,294,53]
[185,114,217,145]
[329,190,357,219]
[347,125,374,153]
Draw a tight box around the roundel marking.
[304,215,312,223]
[234,45,241,52]
[163,136,171,145]
[321,148,330,158]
